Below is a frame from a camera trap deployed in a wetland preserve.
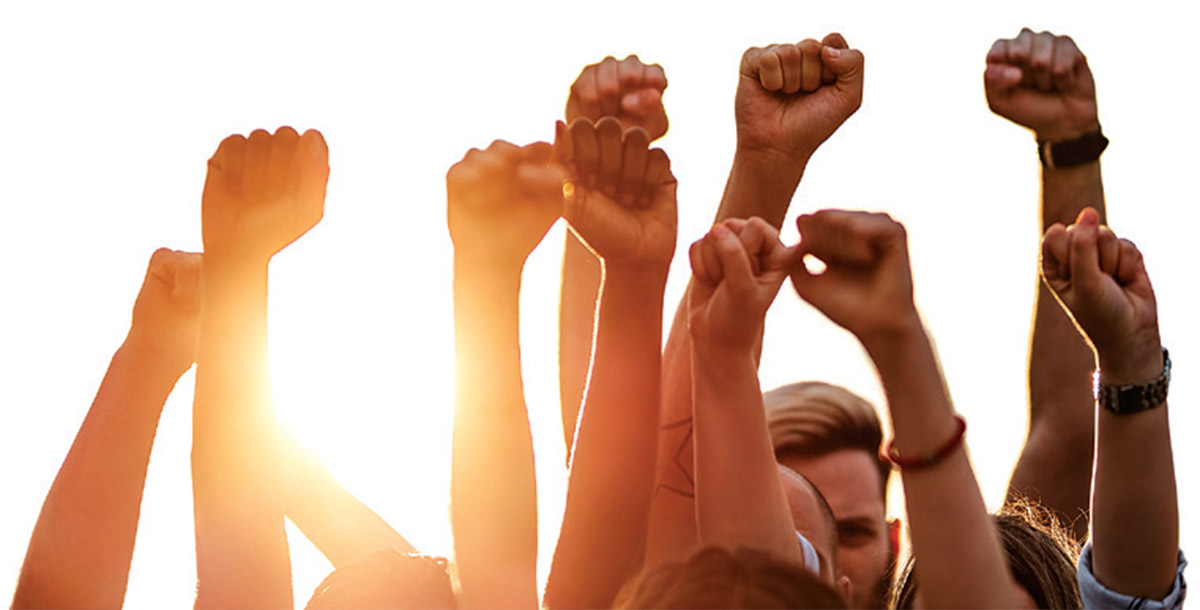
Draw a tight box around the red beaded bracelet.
[881,415,967,470]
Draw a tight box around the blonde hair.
[763,381,890,493]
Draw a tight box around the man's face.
[780,448,891,609]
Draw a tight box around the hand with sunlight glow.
[688,217,800,348]
[446,140,566,268]
[202,127,329,263]
[736,33,864,160]
[1041,208,1161,381]
[985,29,1099,142]
[566,55,669,141]
[788,210,917,340]
[127,248,202,376]
[556,116,677,271]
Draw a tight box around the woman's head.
[614,546,847,609]
[888,498,1081,609]
[305,549,457,610]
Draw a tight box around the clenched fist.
[789,210,917,341]
[985,29,1099,142]
[566,55,668,141]
[688,217,799,347]
[1041,208,1161,384]
[736,33,864,159]
[446,140,567,267]
[202,127,329,263]
[556,117,677,270]
[127,248,202,375]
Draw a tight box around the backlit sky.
[1,2,1195,607]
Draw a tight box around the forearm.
[451,255,538,610]
[864,321,1018,609]
[1091,345,1178,599]
[282,431,415,568]
[557,229,602,455]
[691,341,799,563]
[546,266,665,609]
[1015,160,1105,537]
[14,342,183,609]
[192,257,292,609]
[714,147,808,228]
[645,296,699,566]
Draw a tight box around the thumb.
[984,63,1023,91]
[620,89,662,116]
[821,46,864,86]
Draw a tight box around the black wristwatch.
[1094,348,1171,415]
[1038,129,1108,169]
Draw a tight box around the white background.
[1,2,1195,606]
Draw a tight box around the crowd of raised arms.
[11,28,1186,610]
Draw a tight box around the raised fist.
[688,217,799,347]
[736,33,864,159]
[789,210,916,340]
[127,248,202,374]
[1041,208,1160,382]
[555,116,677,270]
[985,29,1099,142]
[446,139,567,266]
[566,55,668,141]
[202,127,329,262]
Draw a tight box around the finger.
[1097,226,1120,277]
[986,39,1009,65]
[1030,31,1055,91]
[640,147,671,209]
[516,161,568,207]
[712,223,756,295]
[798,39,823,92]
[597,56,620,116]
[744,216,786,264]
[1067,220,1101,293]
[570,64,602,121]
[1114,238,1147,288]
[244,129,272,199]
[690,238,716,286]
[207,133,246,195]
[521,141,555,165]
[553,120,573,165]
[755,47,785,91]
[595,116,623,198]
[796,210,880,266]
[644,61,668,91]
[1050,35,1081,92]
[821,46,865,100]
[733,217,770,276]
[1010,28,1035,65]
[621,88,662,116]
[700,228,723,285]
[618,127,649,207]
[819,32,847,84]
[170,251,204,306]
[268,125,300,188]
[1041,223,1071,284]
[569,118,600,187]
[775,44,803,95]
[617,54,647,91]
[984,63,1024,91]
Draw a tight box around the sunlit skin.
[12,249,199,609]
[558,55,670,455]
[789,210,1021,608]
[988,28,1105,542]
[1043,208,1179,600]
[781,449,890,609]
[545,116,677,609]
[447,139,565,610]
[687,218,813,568]
[193,126,328,609]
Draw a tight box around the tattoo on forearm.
[655,416,694,498]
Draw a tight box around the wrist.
[857,310,926,354]
[1098,334,1164,386]
[115,336,193,384]
[733,144,811,176]
[1034,117,1101,144]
